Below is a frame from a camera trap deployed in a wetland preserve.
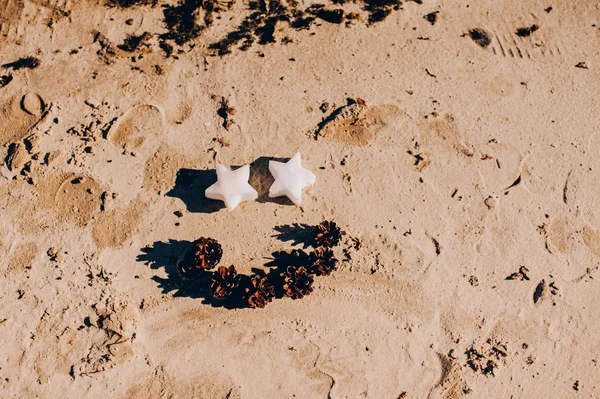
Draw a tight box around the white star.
[205,164,258,211]
[268,153,316,205]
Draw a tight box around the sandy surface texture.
[1,0,599,397]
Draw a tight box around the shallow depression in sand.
[40,173,103,227]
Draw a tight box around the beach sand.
[1,0,599,397]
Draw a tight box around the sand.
[1,0,599,397]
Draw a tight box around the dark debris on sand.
[466,28,491,47]
[105,0,158,8]
[103,0,413,57]
[118,32,153,52]
[423,10,438,25]
[2,57,41,70]
[0,75,12,88]
[158,0,234,54]
[515,24,539,37]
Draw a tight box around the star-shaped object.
[205,164,258,211]
[268,153,316,205]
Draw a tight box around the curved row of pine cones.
[182,220,343,308]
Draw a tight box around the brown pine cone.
[188,237,223,270]
[211,265,240,299]
[244,274,276,308]
[309,247,337,276]
[282,266,314,299]
[315,220,342,248]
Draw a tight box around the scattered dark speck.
[425,68,436,78]
[423,11,438,25]
[432,237,441,255]
[544,6,552,13]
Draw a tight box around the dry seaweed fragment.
[106,0,157,8]
[515,24,539,37]
[160,0,204,46]
[464,339,508,377]
[118,32,153,52]
[244,274,276,308]
[159,41,174,57]
[102,0,411,56]
[466,28,491,47]
[211,265,241,299]
[533,279,545,303]
[291,12,316,30]
[316,8,345,24]
[506,265,530,281]
[282,266,314,299]
[465,347,497,376]
[0,75,12,88]
[2,57,41,70]
[93,31,116,64]
[309,247,338,276]
[209,0,291,56]
[315,220,343,247]
[216,97,236,130]
[363,0,402,25]
[158,0,234,54]
[182,237,223,273]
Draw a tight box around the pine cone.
[187,237,223,270]
[211,265,240,299]
[315,220,342,248]
[282,266,314,299]
[244,274,275,308]
[309,247,337,276]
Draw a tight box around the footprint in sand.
[475,141,522,193]
[418,114,473,157]
[315,102,401,146]
[165,100,193,126]
[106,104,164,157]
[92,195,148,249]
[0,219,13,259]
[19,173,104,232]
[0,92,45,146]
[582,225,600,259]
[429,353,465,399]
[546,215,578,254]
[143,144,190,193]
[540,215,600,280]
[124,367,239,399]
[0,0,24,47]
[50,174,103,227]
[5,241,38,276]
